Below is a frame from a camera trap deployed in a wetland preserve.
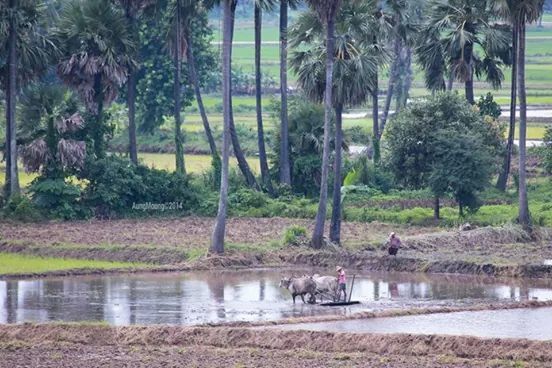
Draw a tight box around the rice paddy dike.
[1,217,552,279]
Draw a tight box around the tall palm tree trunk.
[397,47,412,111]
[211,0,233,255]
[330,103,344,244]
[228,3,258,190]
[380,37,401,137]
[372,71,380,163]
[312,11,337,249]
[464,42,475,104]
[517,20,530,227]
[255,3,273,194]
[497,25,518,191]
[279,0,291,185]
[174,0,186,176]
[127,72,138,165]
[5,0,20,197]
[126,6,138,165]
[186,35,218,158]
[93,74,105,159]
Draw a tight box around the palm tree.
[1,0,57,197]
[3,0,20,197]
[305,0,343,249]
[279,0,292,186]
[255,0,276,193]
[211,0,233,254]
[57,0,136,159]
[19,80,86,177]
[494,0,543,201]
[205,0,258,189]
[290,0,378,244]
[186,14,218,160]
[379,0,418,137]
[115,0,153,166]
[417,0,511,104]
[170,0,191,176]
[493,0,543,225]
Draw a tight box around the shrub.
[283,225,308,246]
[343,156,393,193]
[1,195,41,222]
[541,126,552,174]
[29,178,88,220]
[229,188,269,209]
[80,157,198,218]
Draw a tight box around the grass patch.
[138,153,260,174]
[0,252,148,275]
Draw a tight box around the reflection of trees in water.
[206,275,226,320]
[259,279,265,301]
[6,281,17,323]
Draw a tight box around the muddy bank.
[3,240,552,279]
[2,224,552,279]
[1,323,552,367]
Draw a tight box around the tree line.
[0,0,546,254]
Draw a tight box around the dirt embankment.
[1,218,552,279]
[1,323,552,367]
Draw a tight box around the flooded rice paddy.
[277,307,552,340]
[1,269,552,326]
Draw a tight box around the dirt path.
[0,324,551,367]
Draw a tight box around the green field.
[0,253,147,276]
[139,153,260,173]
[210,15,552,108]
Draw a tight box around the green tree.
[429,130,494,217]
[114,0,153,165]
[255,0,277,194]
[290,0,378,243]
[305,0,343,249]
[386,92,503,218]
[0,0,57,197]
[493,0,544,227]
[416,0,511,104]
[211,0,233,254]
[278,0,291,186]
[57,0,136,159]
[541,126,552,174]
[379,0,420,136]
[18,78,84,179]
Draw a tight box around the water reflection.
[1,270,552,326]
[280,307,552,341]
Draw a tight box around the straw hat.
[336,266,343,272]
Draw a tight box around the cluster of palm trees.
[0,0,545,252]
[211,0,544,252]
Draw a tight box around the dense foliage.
[385,92,503,215]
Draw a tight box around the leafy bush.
[1,195,41,222]
[229,188,269,208]
[79,157,198,218]
[385,92,502,216]
[283,225,308,246]
[270,96,338,197]
[541,126,552,174]
[29,178,88,220]
[343,156,393,193]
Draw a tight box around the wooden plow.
[319,274,361,307]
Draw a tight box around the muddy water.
[278,307,552,340]
[1,270,552,326]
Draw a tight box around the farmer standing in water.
[336,266,347,302]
